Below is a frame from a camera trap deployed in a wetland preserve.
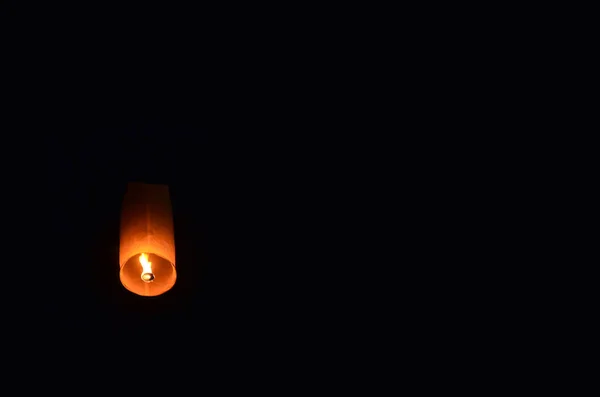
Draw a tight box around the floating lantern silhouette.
[119,182,176,296]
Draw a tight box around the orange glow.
[119,182,176,296]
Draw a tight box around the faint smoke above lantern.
[119,182,177,296]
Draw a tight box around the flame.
[139,253,154,282]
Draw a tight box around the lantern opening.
[120,252,176,296]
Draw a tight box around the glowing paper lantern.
[119,182,177,296]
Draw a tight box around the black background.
[1,5,365,387]
[0,1,532,390]
[3,87,354,385]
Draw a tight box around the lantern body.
[119,182,177,296]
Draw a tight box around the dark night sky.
[3,98,351,385]
[1,7,363,385]
[36,122,288,316]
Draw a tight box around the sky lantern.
[119,182,177,296]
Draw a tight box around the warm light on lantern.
[119,182,177,297]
